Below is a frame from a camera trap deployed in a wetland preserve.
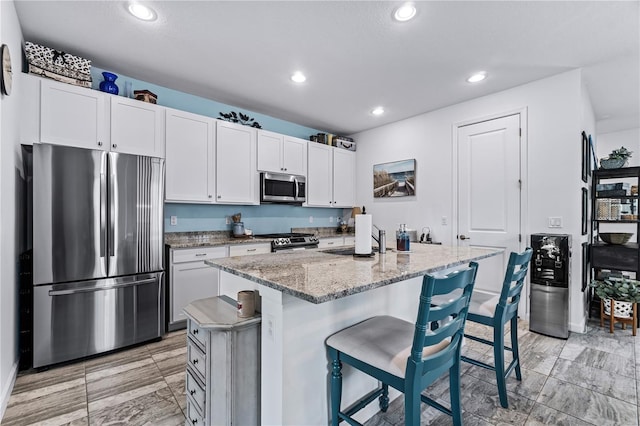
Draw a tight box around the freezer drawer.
[529,282,569,339]
[33,272,163,368]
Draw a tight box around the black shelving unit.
[590,167,640,316]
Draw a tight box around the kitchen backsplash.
[164,203,348,234]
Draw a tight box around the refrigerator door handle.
[109,157,116,258]
[100,171,107,258]
[48,278,157,296]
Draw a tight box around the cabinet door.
[40,79,107,150]
[171,263,220,324]
[216,121,258,204]
[282,136,308,176]
[110,97,165,157]
[165,109,215,202]
[333,149,356,207]
[257,130,283,173]
[306,143,333,207]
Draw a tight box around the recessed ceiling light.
[291,72,306,83]
[371,107,385,116]
[394,3,416,22]
[466,72,487,83]
[128,2,157,21]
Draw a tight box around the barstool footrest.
[421,394,453,416]
[340,386,385,423]
[463,333,514,353]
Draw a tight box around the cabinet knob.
[217,195,221,199]
[284,168,287,171]
[208,195,212,198]
[97,141,103,147]
[112,144,117,149]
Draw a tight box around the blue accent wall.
[91,68,344,233]
[91,67,323,139]
[165,204,345,234]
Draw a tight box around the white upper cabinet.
[332,148,356,207]
[282,136,308,176]
[165,109,215,203]
[38,76,164,158]
[216,121,258,205]
[307,143,334,207]
[307,143,355,208]
[40,78,107,150]
[257,130,307,176]
[110,97,165,157]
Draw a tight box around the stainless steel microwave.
[260,172,306,204]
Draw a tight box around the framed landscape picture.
[373,159,416,198]
[582,131,590,183]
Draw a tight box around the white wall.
[352,69,592,333]
[0,0,23,419]
[596,127,640,167]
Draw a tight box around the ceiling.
[13,1,640,136]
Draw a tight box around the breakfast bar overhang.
[206,244,502,425]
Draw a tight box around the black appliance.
[257,233,319,252]
[529,234,571,339]
[260,172,306,204]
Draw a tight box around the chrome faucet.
[372,224,386,254]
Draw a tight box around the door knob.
[459,234,470,240]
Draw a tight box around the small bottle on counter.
[396,224,410,251]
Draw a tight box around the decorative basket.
[603,299,634,318]
[600,157,627,169]
[599,232,633,245]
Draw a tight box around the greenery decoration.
[606,146,633,161]
[589,277,640,303]
[218,111,262,128]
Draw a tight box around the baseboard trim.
[0,361,18,422]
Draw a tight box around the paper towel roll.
[355,214,372,254]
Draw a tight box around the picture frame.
[373,159,416,198]
[581,131,590,183]
[589,134,598,170]
[582,187,589,235]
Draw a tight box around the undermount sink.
[321,247,358,256]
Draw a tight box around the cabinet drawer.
[187,320,207,350]
[173,246,227,263]
[185,398,205,426]
[186,368,206,414]
[318,237,344,249]
[229,243,271,257]
[187,338,207,381]
[343,236,355,246]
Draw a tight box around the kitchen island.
[205,244,501,425]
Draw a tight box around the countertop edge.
[207,249,501,304]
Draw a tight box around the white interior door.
[457,114,522,302]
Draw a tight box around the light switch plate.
[548,217,562,228]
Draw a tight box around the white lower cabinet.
[169,246,227,330]
[318,236,355,248]
[184,298,261,426]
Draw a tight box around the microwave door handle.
[294,177,299,199]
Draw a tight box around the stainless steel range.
[257,233,319,252]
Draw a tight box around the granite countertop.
[183,295,261,329]
[205,244,501,304]
[164,228,355,248]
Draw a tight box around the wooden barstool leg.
[610,300,615,334]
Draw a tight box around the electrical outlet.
[548,217,563,228]
[170,216,177,226]
[225,216,231,225]
[441,216,447,226]
[329,216,334,223]
[309,216,314,223]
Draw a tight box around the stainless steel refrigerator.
[25,143,165,368]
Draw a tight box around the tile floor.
[2,317,639,425]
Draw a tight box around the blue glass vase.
[99,71,119,95]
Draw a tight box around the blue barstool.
[326,262,479,426]
[461,248,533,408]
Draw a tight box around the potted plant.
[600,146,633,169]
[590,277,640,318]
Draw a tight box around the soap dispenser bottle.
[396,224,410,251]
